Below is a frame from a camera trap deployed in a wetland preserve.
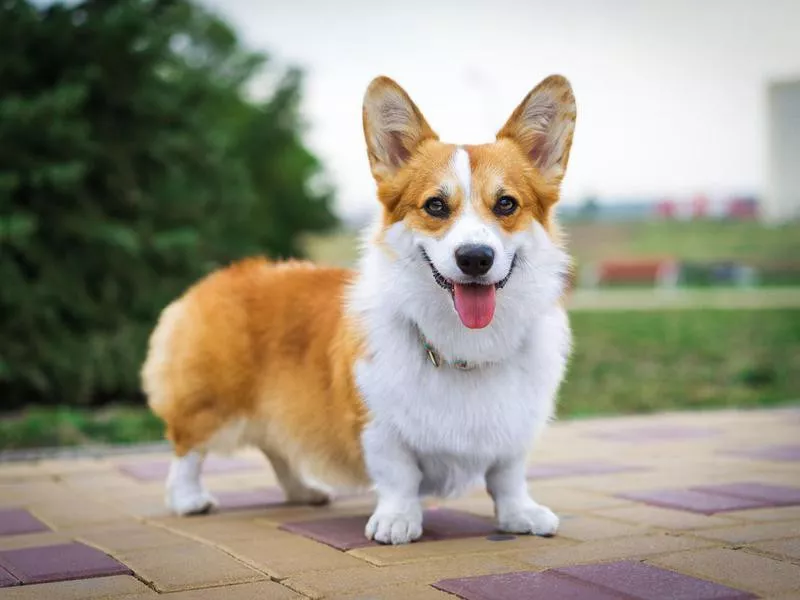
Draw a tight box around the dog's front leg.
[362,425,423,545]
[487,455,559,536]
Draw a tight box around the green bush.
[0,0,337,409]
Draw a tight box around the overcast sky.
[204,0,800,219]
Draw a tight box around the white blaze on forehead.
[452,147,471,202]
[443,146,496,245]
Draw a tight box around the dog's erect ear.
[497,75,576,183]
[363,76,438,182]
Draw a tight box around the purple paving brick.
[0,565,19,588]
[725,444,800,461]
[527,460,644,480]
[118,456,260,481]
[281,509,495,550]
[590,425,719,442]
[434,571,624,600]
[692,482,800,505]
[216,487,285,511]
[0,542,131,584]
[280,515,378,550]
[618,489,769,514]
[554,561,757,600]
[0,509,51,536]
[422,508,496,538]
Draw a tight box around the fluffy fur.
[141,74,577,543]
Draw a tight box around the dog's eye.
[423,197,449,218]
[493,195,518,216]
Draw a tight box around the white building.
[765,79,800,223]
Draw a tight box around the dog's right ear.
[363,76,438,183]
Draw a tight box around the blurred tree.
[0,0,337,408]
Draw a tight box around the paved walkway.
[1,408,799,599]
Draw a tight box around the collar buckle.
[419,328,476,371]
[426,348,441,368]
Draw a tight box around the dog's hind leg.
[166,450,218,516]
[262,448,330,506]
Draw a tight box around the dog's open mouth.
[421,250,517,329]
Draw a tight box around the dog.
[141,74,576,545]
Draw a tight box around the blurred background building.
[766,79,800,223]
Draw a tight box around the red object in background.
[728,196,758,220]
[597,258,677,284]
[691,194,709,218]
[656,199,676,219]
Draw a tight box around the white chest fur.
[355,306,570,497]
[349,217,571,498]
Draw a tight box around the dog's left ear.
[497,75,576,184]
[363,76,438,183]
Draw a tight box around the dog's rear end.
[141,258,368,514]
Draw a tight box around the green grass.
[0,405,164,451]
[566,221,800,264]
[560,308,800,418]
[1,309,797,450]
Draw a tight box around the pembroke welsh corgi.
[141,74,576,544]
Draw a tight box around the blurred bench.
[581,258,680,288]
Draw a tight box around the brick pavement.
[1,407,799,599]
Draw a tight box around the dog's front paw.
[365,510,423,545]
[497,502,559,536]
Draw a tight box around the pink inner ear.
[528,133,552,167]
[386,130,411,167]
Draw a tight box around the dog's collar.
[417,328,479,371]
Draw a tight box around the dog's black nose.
[455,244,495,277]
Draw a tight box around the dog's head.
[362,76,575,330]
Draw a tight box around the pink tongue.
[453,284,496,329]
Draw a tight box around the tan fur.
[141,258,369,485]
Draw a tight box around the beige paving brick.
[348,532,571,566]
[530,487,633,512]
[0,463,51,481]
[282,554,530,598]
[218,529,366,578]
[125,580,304,599]
[0,481,67,507]
[78,522,191,552]
[330,583,455,599]
[114,495,173,519]
[748,538,800,563]
[557,514,651,540]
[696,521,800,544]
[0,575,154,598]
[152,513,280,542]
[60,470,143,493]
[0,530,72,550]
[511,533,717,568]
[27,497,132,529]
[726,507,800,522]
[37,458,117,475]
[651,547,800,595]
[113,542,267,592]
[593,504,743,531]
